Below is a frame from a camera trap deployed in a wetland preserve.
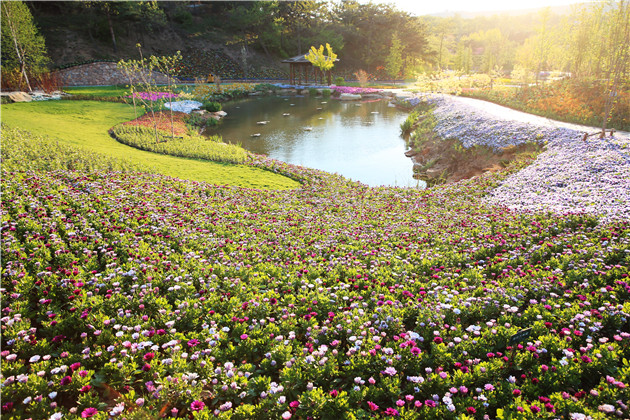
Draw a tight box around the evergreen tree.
[385,33,403,81]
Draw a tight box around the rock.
[8,92,32,102]
[404,149,417,157]
[339,93,362,101]
[214,111,227,117]
[362,93,383,99]
[425,168,443,178]
[249,91,261,96]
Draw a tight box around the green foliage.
[254,83,279,93]
[1,124,146,173]
[322,89,332,98]
[201,101,222,112]
[400,110,419,135]
[334,76,345,85]
[185,113,219,131]
[385,33,403,80]
[308,87,319,96]
[111,124,249,165]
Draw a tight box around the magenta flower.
[81,407,98,418]
[190,400,205,411]
[60,376,72,386]
[240,334,248,340]
[367,401,379,411]
[187,339,200,347]
[384,407,399,416]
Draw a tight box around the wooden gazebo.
[282,54,339,85]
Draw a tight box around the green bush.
[1,124,145,173]
[186,113,219,130]
[308,87,319,96]
[202,101,222,112]
[400,110,419,135]
[254,83,278,93]
[334,76,345,85]
[111,124,248,164]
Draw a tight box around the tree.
[385,33,403,82]
[534,7,552,85]
[1,1,49,91]
[118,45,182,143]
[600,0,630,135]
[305,43,337,84]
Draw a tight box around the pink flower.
[81,407,98,418]
[190,400,205,412]
[60,376,72,386]
[368,401,379,411]
[282,411,292,419]
[384,407,399,416]
[240,334,248,340]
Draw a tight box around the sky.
[380,0,590,16]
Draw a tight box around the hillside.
[30,2,286,79]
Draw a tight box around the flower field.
[2,141,629,419]
[416,95,630,225]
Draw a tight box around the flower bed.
[425,95,579,152]
[129,92,180,102]
[1,153,629,419]
[485,133,630,225]
[332,86,382,95]
[413,94,630,223]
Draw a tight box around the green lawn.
[63,85,130,98]
[0,100,299,189]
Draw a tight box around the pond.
[207,95,424,187]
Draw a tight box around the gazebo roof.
[281,54,339,64]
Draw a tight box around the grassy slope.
[0,100,299,190]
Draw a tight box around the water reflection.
[207,95,425,188]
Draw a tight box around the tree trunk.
[106,8,117,54]
[2,3,32,91]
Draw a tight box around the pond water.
[207,95,423,187]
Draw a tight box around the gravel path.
[420,94,630,224]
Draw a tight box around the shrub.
[254,83,278,93]
[354,70,369,87]
[201,101,222,112]
[334,76,345,86]
[322,89,332,98]
[400,110,419,135]
[308,87,319,96]
[110,124,248,164]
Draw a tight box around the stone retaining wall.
[54,62,172,86]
